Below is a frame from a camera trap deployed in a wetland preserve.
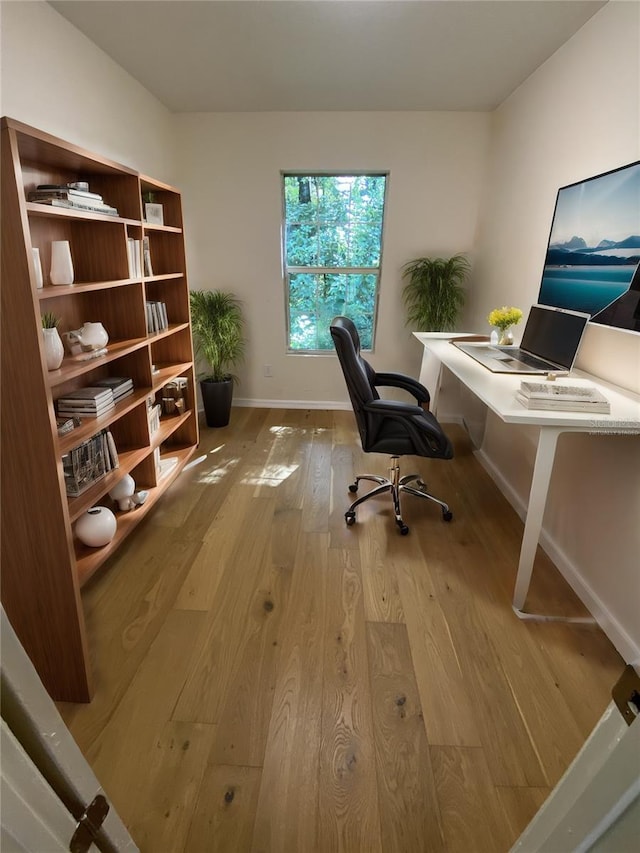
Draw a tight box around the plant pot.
[200,377,233,428]
[42,327,64,370]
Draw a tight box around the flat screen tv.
[537,161,640,333]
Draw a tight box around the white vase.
[32,247,43,289]
[77,321,109,351]
[50,240,74,285]
[42,327,64,370]
[75,507,117,547]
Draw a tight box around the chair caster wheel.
[442,510,453,522]
[345,512,356,526]
[399,524,409,535]
[348,483,358,493]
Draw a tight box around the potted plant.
[189,289,245,427]
[402,253,470,331]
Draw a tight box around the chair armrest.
[365,399,424,416]
[373,372,430,405]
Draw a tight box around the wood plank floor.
[58,408,623,852]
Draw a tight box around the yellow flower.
[487,306,523,330]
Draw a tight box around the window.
[283,173,388,351]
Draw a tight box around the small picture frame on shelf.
[144,203,164,225]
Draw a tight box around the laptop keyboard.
[506,349,555,370]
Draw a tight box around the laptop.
[454,305,590,374]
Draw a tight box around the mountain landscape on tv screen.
[546,234,640,267]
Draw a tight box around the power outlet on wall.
[263,364,273,377]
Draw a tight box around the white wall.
[470,1,640,661]
[0,1,175,181]
[174,111,491,404]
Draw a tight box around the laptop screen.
[520,305,589,369]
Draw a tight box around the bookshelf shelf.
[57,389,150,454]
[38,278,140,299]
[26,202,139,226]
[46,337,150,388]
[1,117,199,702]
[67,446,151,523]
[75,445,196,588]
[143,223,182,234]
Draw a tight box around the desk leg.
[512,427,596,624]
[512,427,561,612]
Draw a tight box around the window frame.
[281,171,389,354]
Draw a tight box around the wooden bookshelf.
[1,118,199,702]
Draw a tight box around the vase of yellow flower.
[487,306,523,345]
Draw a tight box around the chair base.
[345,456,452,534]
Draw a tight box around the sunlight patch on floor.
[240,463,299,487]
[197,456,240,485]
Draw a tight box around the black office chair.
[330,316,453,535]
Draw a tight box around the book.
[29,196,119,216]
[57,398,115,411]
[57,409,115,420]
[94,377,134,394]
[37,184,104,201]
[105,430,120,469]
[57,387,115,406]
[158,456,179,479]
[515,391,610,414]
[143,236,153,276]
[126,238,141,278]
[519,380,605,403]
[62,432,108,496]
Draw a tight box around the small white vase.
[50,240,74,285]
[75,506,117,547]
[77,321,109,351]
[32,247,44,289]
[42,327,64,370]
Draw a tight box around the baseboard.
[475,448,640,664]
[232,398,352,411]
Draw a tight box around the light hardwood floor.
[58,408,623,852]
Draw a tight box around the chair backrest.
[329,317,379,448]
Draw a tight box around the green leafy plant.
[189,290,245,383]
[402,254,470,331]
[41,312,60,329]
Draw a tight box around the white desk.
[414,333,640,617]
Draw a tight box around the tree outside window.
[283,174,388,351]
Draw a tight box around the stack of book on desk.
[56,387,115,419]
[516,381,611,414]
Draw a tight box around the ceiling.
[49,1,607,112]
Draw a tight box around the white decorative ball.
[75,506,117,547]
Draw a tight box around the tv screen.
[537,161,640,333]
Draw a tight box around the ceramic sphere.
[75,506,117,547]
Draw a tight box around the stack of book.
[28,183,119,216]
[145,300,168,333]
[62,428,119,497]
[94,376,134,403]
[56,387,115,419]
[516,381,611,414]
